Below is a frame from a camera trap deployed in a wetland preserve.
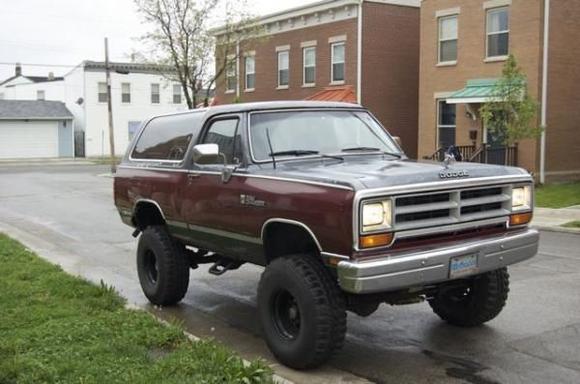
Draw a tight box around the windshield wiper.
[341,147,402,159]
[269,150,319,157]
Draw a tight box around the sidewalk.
[0,158,96,166]
[532,206,580,234]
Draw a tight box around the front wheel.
[137,225,190,306]
[257,254,347,369]
[428,267,509,327]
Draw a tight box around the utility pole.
[104,37,116,173]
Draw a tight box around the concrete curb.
[532,225,580,235]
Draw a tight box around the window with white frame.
[173,84,181,104]
[36,90,45,101]
[331,42,345,83]
[98,82,107,103]
[121,83,131,103]
[151,83,160,104]
[486,7,509,58]
[303,47,316,85]
[245,55,255,90]
[437,100,456,149]
[438,15,458,63]
[225,58,236,92]
[278,51,289,87]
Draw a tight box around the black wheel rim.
[143,249,159,284]
[272,290,301,340]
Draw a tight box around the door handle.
[187,172,200,180]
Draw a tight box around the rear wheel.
[257,254,347,369]
[137,225,190,306]
[428,268,509,327]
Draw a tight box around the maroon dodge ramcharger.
[114,101,539,369]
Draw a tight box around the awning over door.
[305,85,357,103]
[446,79,500,104]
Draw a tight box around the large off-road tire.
[137,225,190,306]
[257,254,347,369]
[428,267,509,327]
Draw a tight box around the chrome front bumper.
[337,228,539,294]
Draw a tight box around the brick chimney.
[15,63,22,76]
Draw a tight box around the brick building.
[418,0,580,182]
[213,0,421,157]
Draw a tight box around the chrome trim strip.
[118,165,354,190]
[118,165,189,173]
[133,198,166,220]
[352,174,533,251]
[235,173,354,191]
[189,224,262,244]
[261,218,323,252]
[321,252,351,260]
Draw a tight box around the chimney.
[48,72,54,81]
[15,63,22,76]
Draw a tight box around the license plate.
[449,254,478,278]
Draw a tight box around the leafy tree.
[480,55,543,150]
[134,0,262,109]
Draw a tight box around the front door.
[180,114,262,262]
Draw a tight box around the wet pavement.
[1,164,579,384]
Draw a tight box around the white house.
[0,62,188,157]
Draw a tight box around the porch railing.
[423,144,518,166]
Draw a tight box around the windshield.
[249,110,402,161]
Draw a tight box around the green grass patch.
[0,234,272,384]
[535,182,580,208]
[562,220,580,229]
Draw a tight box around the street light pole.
[104,37,116,173]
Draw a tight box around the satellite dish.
[76,97,84,105]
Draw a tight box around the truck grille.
[394,186,511,231]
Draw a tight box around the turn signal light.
[360,233,394,249]
[510,212,533,226]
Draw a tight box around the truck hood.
[252,157,530,190]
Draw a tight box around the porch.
[423,143,519,166]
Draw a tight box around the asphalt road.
[1,164,579,384]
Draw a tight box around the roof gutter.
[356,0,363,104]
[540,0,550,184]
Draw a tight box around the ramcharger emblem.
[439,169,469,179]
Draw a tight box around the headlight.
[512,185,531,211]
[361,200,392,232]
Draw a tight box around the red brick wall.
[215,19,358,104]
[545,0,580,181]
[361,2,420,158]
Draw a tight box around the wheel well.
[133,201,165,230]
[262,222,320,264]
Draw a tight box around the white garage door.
[0,121,59,159]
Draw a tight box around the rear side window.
[132,113,203,160]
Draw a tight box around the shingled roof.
[0,100,73,120]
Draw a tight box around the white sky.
[0,0,317,80]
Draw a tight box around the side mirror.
[192,143,219,164]
[392,136,402,148]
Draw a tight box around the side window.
[202,119,242,165]
[132,113,203,160]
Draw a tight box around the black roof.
[0,100,73,120]
[83,60,174,74]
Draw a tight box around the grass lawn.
[562,220,580,229]
[535,182,580,208]
[0,234,272,384]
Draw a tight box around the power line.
[0,62,80,68]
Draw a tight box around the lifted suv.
[114,101,538,369]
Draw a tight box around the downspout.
[356,0,363,104]
[540,0,550,184]
[236,41,241,99]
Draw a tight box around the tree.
[479,55,543,152]
[134,0,262,109]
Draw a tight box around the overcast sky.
[0,0,317,80]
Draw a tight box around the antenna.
[266,127,276,170]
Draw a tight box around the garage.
[0,100,73,159]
